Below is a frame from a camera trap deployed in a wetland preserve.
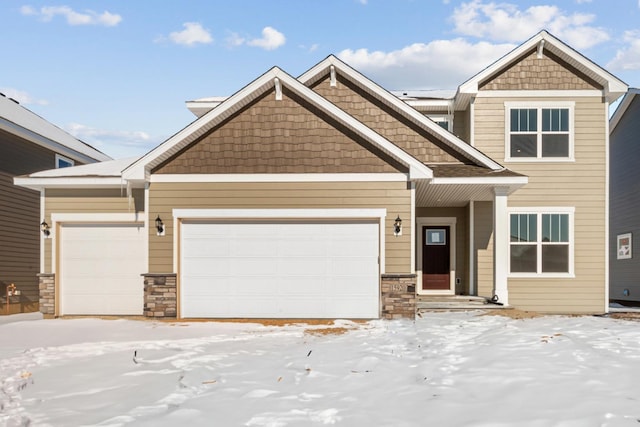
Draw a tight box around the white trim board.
[151,173,408,183]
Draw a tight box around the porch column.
[493,187,509,305]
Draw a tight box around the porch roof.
[416,164,527,207]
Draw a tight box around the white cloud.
[225,32,245,48]
[607,30,640,71]
[168,22,213,46]
[21,5,122,27]
[450,1,609,49]
[64,123,158,159]
[0,87,48,106]
[247,27,286,50]
[338,38,516,89]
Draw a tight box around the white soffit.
[610,88,639,133]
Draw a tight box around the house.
[609,88,640,304]
[0,93,111,314]
[15,30,627,319]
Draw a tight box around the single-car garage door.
[59,223,145,315]
[180,220,380,318]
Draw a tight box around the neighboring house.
[15,31,627,319]
[0,93,111,314]
[609,88,640,304]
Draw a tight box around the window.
[56,154,74,168]
[509,208,574,276]
[427,115,452,132]
[505,103,573,161]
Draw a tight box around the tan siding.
[480,50,601,91]
[154,88,402,174]
[43,188,144,272]
[415,207,468,293]
[452,108,470,143]
[310,75,468,164]
[148,181,411,274]
[474,201,494,298]
[473,96,607,312]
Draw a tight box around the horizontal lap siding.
[474,96,607,313]
[148,181,411,274]
[610,96,640,302]
[0,172,40,309]
[43,188,144,273]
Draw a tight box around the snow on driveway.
[1,312,640,426]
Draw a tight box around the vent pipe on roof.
[537,39,545,59]
[330,65,337,87]
[274,78,282,101]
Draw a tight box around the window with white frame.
[426,115,452,132]
[509,207,574,276]
[55,154,74,168]
[506,103,573,161]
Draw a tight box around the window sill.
[504,158,575,163]
[508,273,576,279]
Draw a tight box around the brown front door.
[422,226,450,291]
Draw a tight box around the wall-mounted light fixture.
[155,215,165,236]
[394,215,402,237]
[41,220,50,238]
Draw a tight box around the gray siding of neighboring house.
[0,129,64,312]
[610,95,640,303]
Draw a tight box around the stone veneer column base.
[381,274,416,320]
[143,273,177,318]
[37,273,55,316]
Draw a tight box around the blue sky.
[2,0,639,159]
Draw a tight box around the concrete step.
[416,295,507,311]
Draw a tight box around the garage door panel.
[180,220,379,319]
[60,223,145,316]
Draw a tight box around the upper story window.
[55,154,74,168]
[426,115,452,132]
[509,207,575,277]
[505,102,574,162]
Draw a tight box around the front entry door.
[422,226,451,291]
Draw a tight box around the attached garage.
[179,217,381,319]
[59,223,146,315]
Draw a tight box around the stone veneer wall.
[143,273,177,318]
[38,273,55,315]
[381,274,416,319]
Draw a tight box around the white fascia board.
[173,208,387,220]
[0,118,109,164]
[431,176,528,186]
[610,89,639,133]
[151,173,408,183]
[129,66,432,182]
[477,90,603,98]
[14,176,128,190]
[122,69,278,182]
[299,56,502,171]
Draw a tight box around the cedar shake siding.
[479,50,602,91]
[309,75,467,164]
[154,88,404,175]
[473,96,607,313]
[43,188,144,273]
[148,181,412,274]
[610,95,640,302]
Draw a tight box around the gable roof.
[298,55,504,171]
[456,30,628,109]
[0,93,111,163]
[123,66,433,182]
[610,88,640,133]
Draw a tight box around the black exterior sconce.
[394,215,402,236]
[41,220,50,238]
[155,215,165,236]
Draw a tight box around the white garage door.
[180,220,380,318]
[60,223,145,315]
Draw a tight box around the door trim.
[416,217,456,295]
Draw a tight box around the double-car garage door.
[180,220,380,318]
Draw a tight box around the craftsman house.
[609,88,640,304]
[15,31,627,319]
[1,93,111,314]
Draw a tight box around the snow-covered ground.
[1,311,640,426]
